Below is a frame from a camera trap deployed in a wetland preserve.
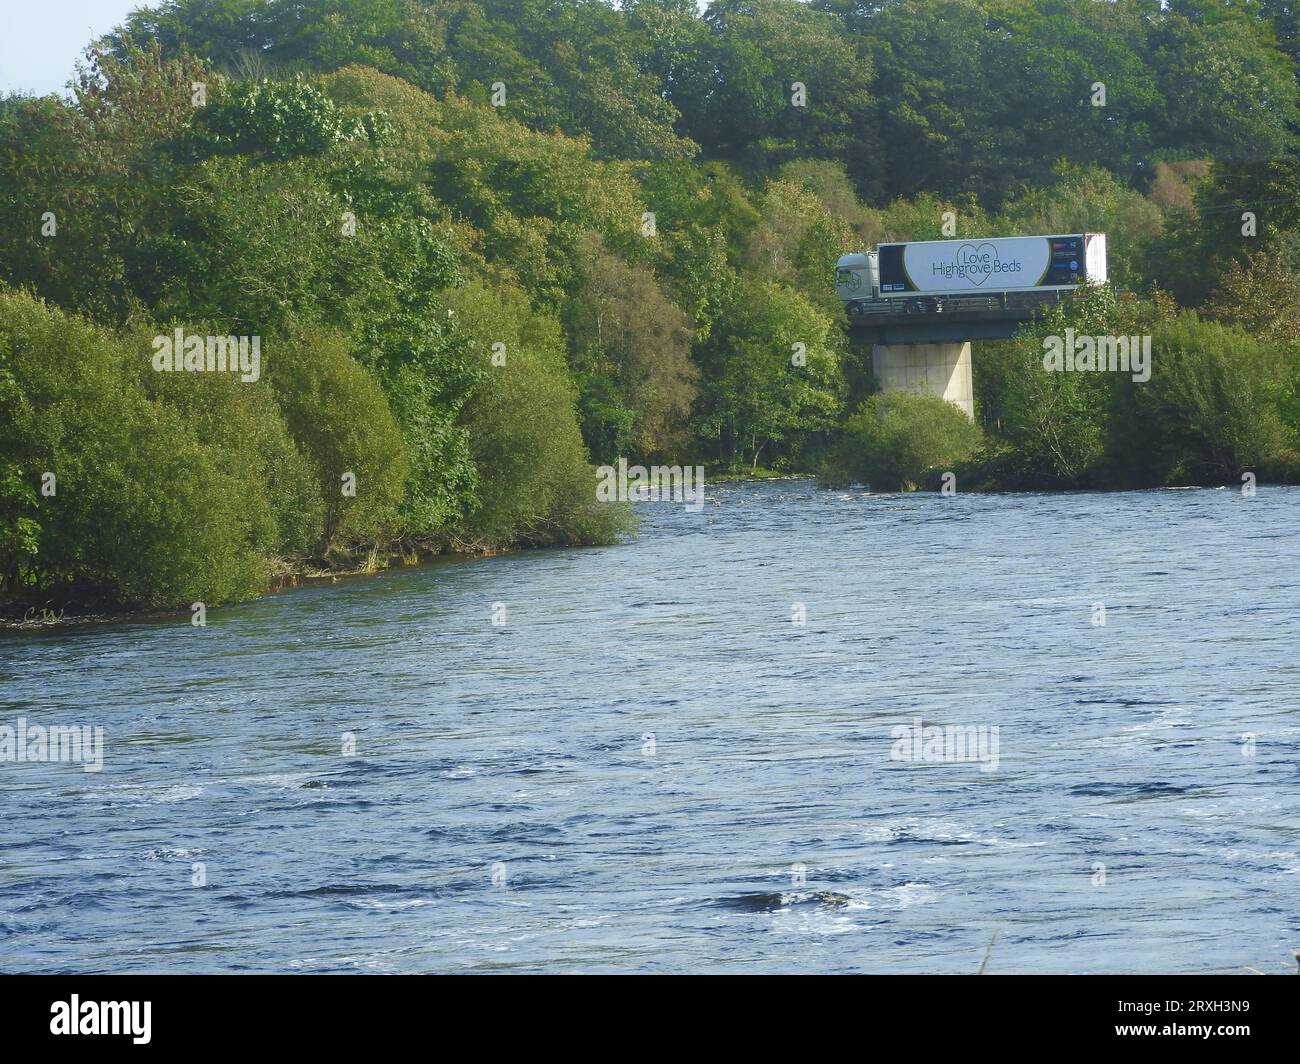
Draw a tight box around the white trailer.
[836,234,1107,318]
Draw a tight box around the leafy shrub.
[447,282,631,548]
[1123,312,1294,483]
[0,288,277,607]
[266,327,409,555]
[824,391,982,491]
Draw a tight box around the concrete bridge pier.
[871,341,973,419]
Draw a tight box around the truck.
[835,233,1107,319]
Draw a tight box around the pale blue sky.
[0,0,153,96]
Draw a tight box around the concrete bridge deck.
[845,289,1073,344]
[846,306,1042,345]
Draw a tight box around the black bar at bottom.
[0,973,1289,1051]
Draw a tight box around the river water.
[2,480,1298,973]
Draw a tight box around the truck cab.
[835,252,878,315]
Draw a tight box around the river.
[2,480,1298,973]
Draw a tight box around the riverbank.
[0,538,525,630]
[2,471,813,627]
[8,467,1298,628]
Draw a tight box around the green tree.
[744,177,856,310]
[447,281,630,548]
[682,0,882,191]
[268,328,409,554]
[0,288,281,608]
[1007,0,1162,180]
[116,0,459,93]
[991,285,1130,485]
[1123,311,1295,483]
[698,278,844,470]
[999,163,1164,290]
[1205,236,1300,349]
[564,233,698,461]
[1148,156,1300,305]
[865,0,1019,203]
[1152,1,1299,162]
[183,73,383,161]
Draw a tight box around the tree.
[865,0,1018,203]
[1150,1,1299,163]
[679,0,883,192]
[183,73,383,161]
[1205,235,1300,349]
[698,277,844,470]
[268,328,409,554]
[1000,163,1164,290]
[991,285,1130,485]
[564,233,699,461]
[447,281,631,548]
[115,0,459,94]
[744,177,856,310]
[1009,0,1162,181]
[1146,156,1300,305]
[0,288,290,608]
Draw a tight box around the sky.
[1,0,145,96]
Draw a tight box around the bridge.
[845,305,1047,345]
[844,292,1067,418]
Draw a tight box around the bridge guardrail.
[846,289,1070,319]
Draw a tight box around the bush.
[824,391,982,492]
[141,356,323,558]
[266,328,409,556]
[1122,312,1294,483]
[0,288,278,608]
[447,282,632,548]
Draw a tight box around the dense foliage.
[3,0,1300,609]
[823,392,984,492]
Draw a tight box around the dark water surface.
[2,481,1298,973]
